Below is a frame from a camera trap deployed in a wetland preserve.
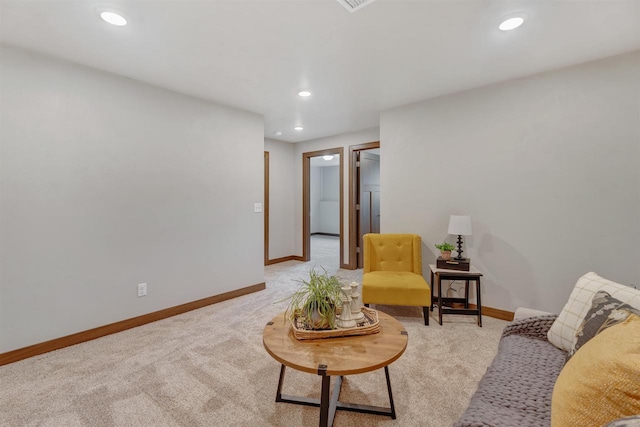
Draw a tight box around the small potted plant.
[279,266,343,330]
[435,242,456,261]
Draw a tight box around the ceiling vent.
[336,0,377,13]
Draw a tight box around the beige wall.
[0,46,265,352]
[4,44,637,355]
[380,52,640,313]
[264,138,295,260]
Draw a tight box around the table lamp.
[448,215,472,260]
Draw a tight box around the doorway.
[349,141,381,269]
[302,148,344,269]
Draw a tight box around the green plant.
[278,266,343,330]
[435,242,455,252]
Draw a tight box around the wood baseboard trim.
[472,304,514,321]
[0,282,266,366]
[265,255,304,265]
[438,303,514,322]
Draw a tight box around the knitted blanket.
[454,315,566,427]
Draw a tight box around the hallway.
[310,235,340,270]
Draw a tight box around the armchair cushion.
[362,271,430,306]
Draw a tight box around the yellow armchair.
[362,233,431,325]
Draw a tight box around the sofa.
[455,272,640,427]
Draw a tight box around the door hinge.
[356,161,360,167]
[356,204,360,210]
[356,247,361,253]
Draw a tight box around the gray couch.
[454,311,566,427]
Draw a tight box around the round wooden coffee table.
[263,310,408,427]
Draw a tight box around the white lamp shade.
[448,215,472,236]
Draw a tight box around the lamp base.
[437,256,470,271]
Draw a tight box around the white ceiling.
[1,1,639,143]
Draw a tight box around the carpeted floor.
[0,259,507,426]
[310,234,340,269]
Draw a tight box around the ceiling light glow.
[294,126,304,131]
[499,16,524,31]
[322,155,334,161]
[274,131,282,136]
[298,91,311,97]
[100,11,127,26]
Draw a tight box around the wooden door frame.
[264,151,270,266]
[348,141,380,270]
[302,147,345,267]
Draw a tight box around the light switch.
[254,203,263,213]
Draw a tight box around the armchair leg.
[364,303,370,308]
[423,307,429,326]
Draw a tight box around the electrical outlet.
[254,202,262,213]
[137,283,147,297]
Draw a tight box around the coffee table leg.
[276,364,286,402]
[273,365,395,425]
[384,366,396,419]
[319,368,331,427]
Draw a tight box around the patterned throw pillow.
[547,272,640,351]
[567,291,640,360]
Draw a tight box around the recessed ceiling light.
[294,126,304,131]
[499,16,525,31]
[100,11,127,26]
[322,155,334,161]
[298,91,311,97]
[274,131,282,136]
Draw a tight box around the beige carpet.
[0,261,507,426]
[310,235,340,269]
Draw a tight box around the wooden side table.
[429,264,483,327]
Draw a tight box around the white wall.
[319,166,340,234]
[380,52,640,314]
[264,138,295,260]
[321,166,340,201]
[294,128,380,265]
[0,46,265,352]
[310,166,322,233]
[310,166,340,234]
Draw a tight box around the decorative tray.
[290,307,380,340]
